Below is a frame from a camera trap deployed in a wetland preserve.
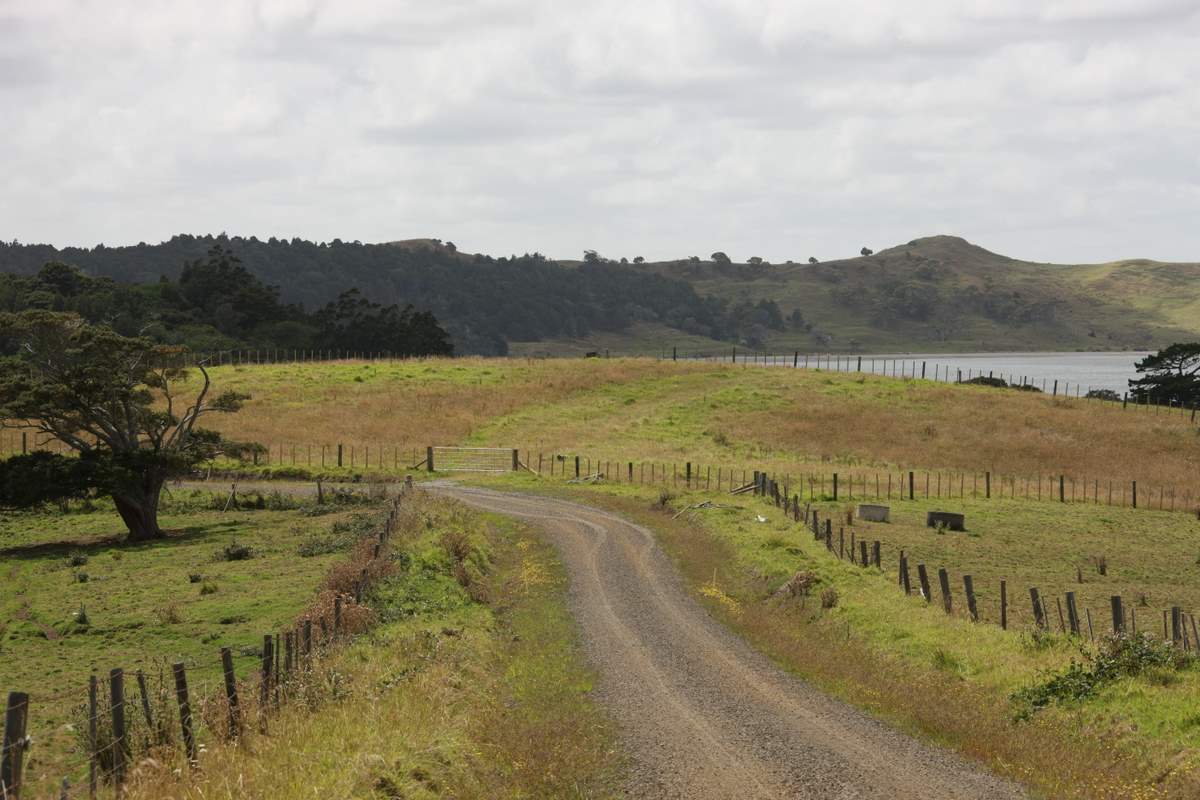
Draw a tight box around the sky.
[2,0,1198,264]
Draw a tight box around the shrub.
[188,572,203,583]
[75,604,89,626]
[960,376,1008,389]
[820,587,838,609]
[775,570,819,599]
[656,489,676,509]
[155,603,183,624]
[75,571,89,583]
[68,551,89,567]
[219,540,253,561]
[1012,632,1195,719]
[199,582,218,596]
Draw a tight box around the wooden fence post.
[908,471,915,500]
[220,647,241,739]
[1000,580,1008,630]
[859,540,868,567]
[900,555,911,595]
[260,635,274,730]
[1030,587,1045,628]
[937,568,952,613]
[963,575,978,621]
[872,540,880,568]
[1111,595,1125,633]
[109,669,127,787]
[917,564,932,602]
[1066,592,1080,635]
[1,691,30,800]
[135,670,155,745]
[985,471,991,499]
[833,472,838,501]
[426,446,435,472]
[85,674,99,798]
[171,662,196,762]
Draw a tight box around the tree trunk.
[113,471,166,542]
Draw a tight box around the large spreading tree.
[1129,343,1200,405]
[0,311,252,541]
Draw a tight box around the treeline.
[0,246,454,356]
[0,235,777,354]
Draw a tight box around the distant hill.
[610,235,1200,354]
[2,234,1197,354]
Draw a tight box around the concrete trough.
[857,504,891,523]
[926,511,966,531]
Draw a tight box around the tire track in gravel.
[430,484,1027,800]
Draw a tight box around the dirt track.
[432,484,1026,800]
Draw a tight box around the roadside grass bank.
[465,472,1200,799]
[0,487,386,789]
[121,491,619,800]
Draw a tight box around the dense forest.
[0,246,454,356]
[0,236,778,354]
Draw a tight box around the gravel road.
[431,484,1027,800]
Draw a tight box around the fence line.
[660,347,1199,417]
[740,469,1198,649]
[530,451,1197,516]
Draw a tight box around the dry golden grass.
[465,364,1200,505]
[182,357,706,450]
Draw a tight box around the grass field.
[113,357,1200,503]
[0,488,386,792]
[5,355,1200,796]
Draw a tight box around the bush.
[75,571,89,583]
[155,603,183,624]
[188,572,203,583]
[68,551,89,567]
[1087,389,1121,402]
[960,376,1008,389]
[199,582,218,596]
[219,540,253,561]
[820,587,838,609]
[656,488,676,509]
[1012,632,1195,719]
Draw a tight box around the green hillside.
[601,235,1200,355]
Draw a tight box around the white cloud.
[0,0,1198,263]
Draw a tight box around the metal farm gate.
[423,446,520,472]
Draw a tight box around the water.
[685,351,1150,396]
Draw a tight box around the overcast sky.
[2,0,1198,264]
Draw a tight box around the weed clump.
[656,489,676,509]
[1012,632,1195,720]
[820,587,839,609]
[68,551,89,567]
[218,540,253,561]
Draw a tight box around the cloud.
[0,0,1198,264]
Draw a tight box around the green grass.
[0,489,385,785]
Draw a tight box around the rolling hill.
[2,234,1197,354]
